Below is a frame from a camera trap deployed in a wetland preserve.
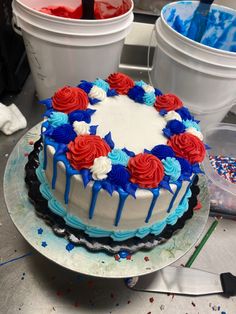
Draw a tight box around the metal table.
[1,69,236,314]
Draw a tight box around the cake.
[26,72,206,245]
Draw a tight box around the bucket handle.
[147,26,156,87]
[12,14,22,36]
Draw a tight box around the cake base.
[25,139,200,254]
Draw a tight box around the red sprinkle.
[149,297,154,303]
[144,256,149,262]
[194,201,202,211]
[114,254,120,261]
[29,140,34,145]
[126,255,132,260]
[24,153,29,157]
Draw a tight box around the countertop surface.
[1,72,236,314]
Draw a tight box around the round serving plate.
[4,123,210,278]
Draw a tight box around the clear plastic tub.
[203,123,236,215]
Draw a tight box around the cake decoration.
[162,157,181,182]
[73,121,90,135]
[168,133,206,164]
[69,109,96,124]
[128,153,164,189]
[52,86,89,113]
[107,72,134,94]
[48,112,69,127]
[154,94,183,112]
[108,149,130,166]
[66,134,111,170]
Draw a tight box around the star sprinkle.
[41,241,48,248]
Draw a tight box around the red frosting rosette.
[154,94,183,112]
[107,72,134,95]
[128,153,164,189]
[66,135,111,170]
[168,133,206,164]
[52,86,88,114]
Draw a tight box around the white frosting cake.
[37,73,206,241]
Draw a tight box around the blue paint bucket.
[151,1,236,130]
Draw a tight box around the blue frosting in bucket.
[163,1,236,52]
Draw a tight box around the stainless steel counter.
[1,69,236,314]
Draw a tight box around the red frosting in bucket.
[39,0,131,19]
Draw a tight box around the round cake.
[31,73,206,242]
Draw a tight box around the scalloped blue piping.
[36,152,192,241]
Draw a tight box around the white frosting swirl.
[73,121,90,135]
[89,85,106,101]
[142,84,155,93]
[164,110,182,122]
[90,156,112,180]
[186,127,204,141]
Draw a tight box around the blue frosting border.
[36,152,192,242]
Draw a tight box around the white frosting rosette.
[89,85,107,101]
[186,127,204,141]
[90,156,112,180]
[73,121,90,135]
[142,84,155,93]
[164,110,182,122]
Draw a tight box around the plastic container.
[190,101,235,130]
[203,123,236,215]
[12,0,134,99]
[150,1,236,129]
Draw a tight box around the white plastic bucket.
[12,0,134,99]
[150,1,236,127]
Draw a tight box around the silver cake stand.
[4,124,210,278]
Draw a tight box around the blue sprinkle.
[37,228,43,235]
[66,243,75,252]
[119,250,129,259]
[41,241,48,248]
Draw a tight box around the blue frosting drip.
[36,156,192,241]
[48,112,68,128]
[115,188,129,226]
[162,157,181,182]
[127,86,145,103]
[51,124,77,144]
[143,92,156,106]
[145,188,160,223]
[151,144,175,159]
[89,181,102,219]
[107,165,131,190]
[69,109,96,124]
[165,119,186,135]
[93,78,109,92]
[182,119,201,131]
[176,107,193,120]
[167,180,182,213]
[78,80,93,93]
[108,149,130,166]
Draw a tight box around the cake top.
[41,72,206,197]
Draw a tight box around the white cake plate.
[4,124,210,278]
